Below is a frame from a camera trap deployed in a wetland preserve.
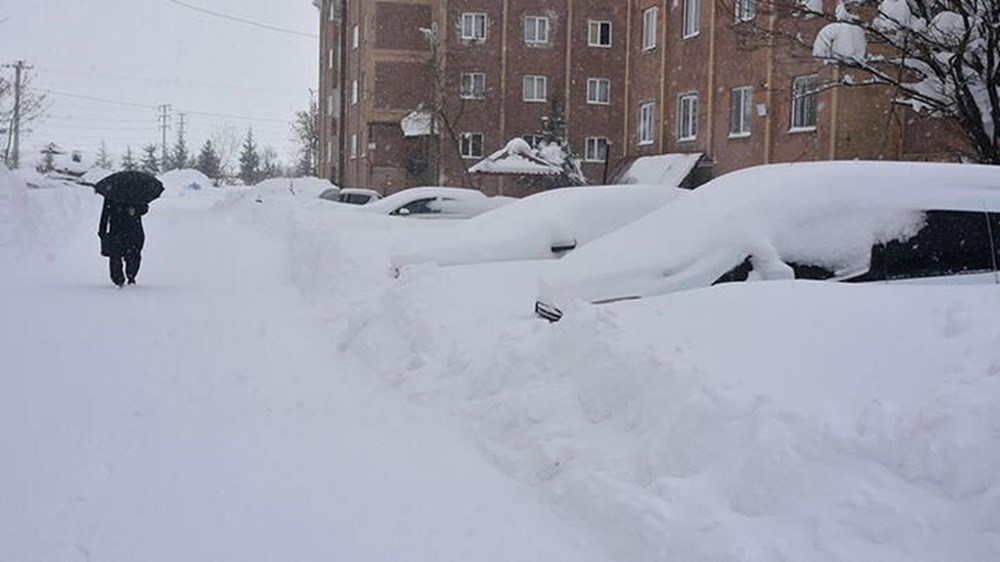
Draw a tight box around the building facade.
[314,0,960,195]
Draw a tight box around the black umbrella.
[93,171,164,204]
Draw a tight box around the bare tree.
[291,90,319,177]
[210,122,240,179]
[1,66,48,167]
[731,0,1000,163]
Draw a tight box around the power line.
[165,0,317,39]
[45,89,293,124]
[37,67,305,96]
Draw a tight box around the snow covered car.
[318,187,341,201]
[535,161,1000,321]
[337,187,380,205]
[361,186,512,219]
[391,184,688,268]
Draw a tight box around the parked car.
[535,161,1000,321]
[361,186,512,219]
[391,184,688,269]
[337,188,381,205]
[318,187,341,201]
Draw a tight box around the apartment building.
[314,0,961,194]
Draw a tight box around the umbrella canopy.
[94,171,164,204]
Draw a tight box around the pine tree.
[260,145,281,180]
[120,146,137,171]
[238,128,261,185]
[195,140,221,180]
[95,140,114,170]
[170,129,189,170]
[534,97,586,188]
[292,91,319,176]
[140,144,160,175]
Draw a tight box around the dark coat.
[99,200,147,257]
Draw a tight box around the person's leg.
[125,247,141,283]
[109,255,125,286]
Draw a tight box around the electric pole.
[158,104,172,170]
[3,60,31,169]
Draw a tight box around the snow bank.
[158,169,214,194]
[0,164,32,253]
[0,163,97,256]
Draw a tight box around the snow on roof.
[813,22,867,62]
[401,109,435,137]
[619,153,702,187]
[469,138,563,176]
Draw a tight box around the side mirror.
[397,207,411,216]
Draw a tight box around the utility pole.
[157,104,172,170]
[3,60,30,169]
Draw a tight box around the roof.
[618,153,703,187]
[401,110,435,137]
[469,138,563,176]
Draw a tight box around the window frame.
[638,101,655,146]
[460,132,484,159]
[735,0,757,22]
[588,20,612,47]
[683,0,700,38]
[791,75,819,131]
[642,8,658,51]
[351,79,359,105]
[349,133,358,160]
[524,16,550,45]
[678,93,699,141]
[729,86,753,138]
[460,72,487,99]
[351,24,359,49]
[585,137,610,162]
[461,12,487,41]
[586,78,611,105]
[522,75,548,103]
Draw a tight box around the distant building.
[313,0,963,195]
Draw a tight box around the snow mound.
[0,163,33,252]
[814,22,867,62]
[158,169,214,193]
[254,177,337,199]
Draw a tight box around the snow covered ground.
[3,167,1000,561]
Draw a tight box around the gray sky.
[0,0,318,168]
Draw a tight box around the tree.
[195,139,221,181]
[36,142,57,174]
[95,140,114,170]
[737,0,1000,164]
[533,97,586,188]
[120,146,137,171]
[140,144,160,175]
[238,128,261,185]
[170,128,189,170]
[1,65,48,168]
[260,145,282,179]
[292,90,319,176]
[211,123,240,179]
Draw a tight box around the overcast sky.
[0,0,318,168]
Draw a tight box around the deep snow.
[3,168,1000,561]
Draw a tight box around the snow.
[813,22,867,62]
[3,165,1000,562]
[158,168,215,193]
[618,153,702,187]
[401,109,435,137]
[469,138,563,176]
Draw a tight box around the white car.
[391,184,688,268]
[337,188,381,205]
[535,161,1000,321]
[361,186,512,219]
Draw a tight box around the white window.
[351,79,359,104]
[524,16,549,44]
[350,134,358,159]
[638,101,655,145]
[585,137,609,162]
[791,75,819,130]
[588,20,612,47]
[522,75,547,102]
[327,141,332,162]
[730,86,753,137]
[328,48,335,69]
[683,0,700,37]
[735,0,756,22]
[327,93,334,116]
[642,8,658,50]
[460,132,484,158]
[328,2,335,21]
[352,24,359,49]
[587,78,611,105]
[678,93,698,141]
[461,72,486,99]
[461,13,487,40]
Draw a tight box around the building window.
[460,132,484,158]
[350,134,358,159]
[585,137,609,162]
[461,72,486,99]
[735,0,756,22]
[524,16,549,44]
[588,20,612,47]
[327,93,334,116]
[326,141,332,162]
[352,24,359,49]
[328,48,335,69]
[638,101,655,145]
[730,86,753,137]
[683,0,700,37]
[642,8,658,50]
[351,79,359,105]
[461,13,487,40]
[587,78,611,105]
[678,93,698,141]
[791,75,819,130]
[522,75,547,102]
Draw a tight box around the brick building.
[313,0,960,195]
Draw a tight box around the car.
[360,186,512,219]
[534,161,1000,321]
[337,188,381,205]
[318,187,341,201]
[391,184,688,268]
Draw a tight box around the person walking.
[99,199,148,287]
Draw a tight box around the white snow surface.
[3,167,1000,561]
[619,153,702,187]
[469,138,564,176]
[813,21,867,62]
[158,169,215,193]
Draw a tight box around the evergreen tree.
[534,97,586,188]
[140,144,160,175]
[260,145,281,180]
[120,146,137,171]
[238,128,261,185]
[195,140,221,180]
[95,140,114,170]
[292,91,319,176]
[170,129,189,170]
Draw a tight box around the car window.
[712,256,752,285]
[391,197,439,216]
[883,210,993,280]
[989,212,1000,272]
